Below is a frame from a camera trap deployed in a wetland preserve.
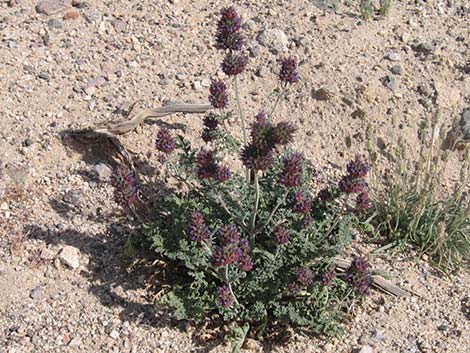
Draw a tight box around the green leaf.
[230,323,250,353]
[123,237,138,257]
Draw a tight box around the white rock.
[257,28,289,53]
[59,246,80,269]
[109,330,119,339]
[359,345,374,353]
[387,52,401,61]
[68,336,81,347]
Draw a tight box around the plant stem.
[250,172,260,243]
[258,189,289,233]
[225,265,240,306]
[269,82,287,119]
[234,76,247,145]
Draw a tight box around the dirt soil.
[0,0,469,352]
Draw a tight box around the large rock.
[35,0,72,15]
[257,28,289,53]
[59,246,80,269]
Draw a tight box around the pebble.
[387,52,401,61]
[63,9,80,20]
[38,72,50,81]
[460,109,470,140]
[413,42,433,54]
[249,45,260,57]
[383,75,396,90]
[94,163,112,179]
[312,87,333,101]
[109,330,119,339]
[47,19,64,29]
[84,9,102,23]
[30,286,43,300]
[23,138,34,147]
[256,66,269,77]
[68,336,81,347]
[391,65,402,75]
[257,28,289,53]
[128,61,138,68]
[359,345,374,353]
[59,246,80,269]
[36,0,71,15]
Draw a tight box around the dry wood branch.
[95,103,212,135]
[333,257,409,297]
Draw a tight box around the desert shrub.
[360,0,392,20]
[367,114,470,272]
[111,6,376,350]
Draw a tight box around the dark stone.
[47,18,64,29]
[460,109,470,140]
[391,65,402,75]
[23,138,34,147]
[383,75,396,90]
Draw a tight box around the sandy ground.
[0,0,469,352]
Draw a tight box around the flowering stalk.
[250,172,260,242]
[225,265,240,306]
[234,76,248,145]
[269,82,287,119]
[257,189,290,234]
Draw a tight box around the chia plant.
[111,6,376,351]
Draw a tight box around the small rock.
[413,42,433,54]
[249,45,260,57]
[128,61,138,68]
[63,9,79,20]
[256,66,269,77]
[63,189,82,207]
[418,340,431,352]
[387,52,401,61]
[201,78,211,88]
[59,246,80,269]
[352,108,366,119]
[94,163,112,179]
[192,80,203,91]
[359,345,374,353]
[112,19,126,32]
[36,0,71,15]
[257,28,289,53]
[109,330,119,339]
[68,336,81,347]
[38,72,50,81]
[83,9,101,23]
[459,109,470,140]
[383,75,396,90]
[391,65,402,75]
[47,18,64,29]
[312,87,333,101]
[23,138,34,147]
[30,286,43,300]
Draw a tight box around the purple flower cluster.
[188,212,209,242]
[279,56,300,84]
[201,113,219,143]
[155,128,176,154]
[356,191,373,210]
[273,226,290,245]
[215,6,244,51]
[110,165,138,210]
[338,155,369,194]
[208,80,228,109]
[241,111,297,171]
[338,155,373,210]
[222,52,248,76]
[288,266,314,294]
[279,152,303,188]
[216,284,234,308]
[320,266,336,287]
[196,150,231,183]
[345,255,372,295]
[212,225,253,272]
[214,7,249,77]
[291,190,312,214]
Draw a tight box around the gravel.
[0,1,468,352]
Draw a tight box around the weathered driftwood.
[95,103,212,135]
[333,257,409,297]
